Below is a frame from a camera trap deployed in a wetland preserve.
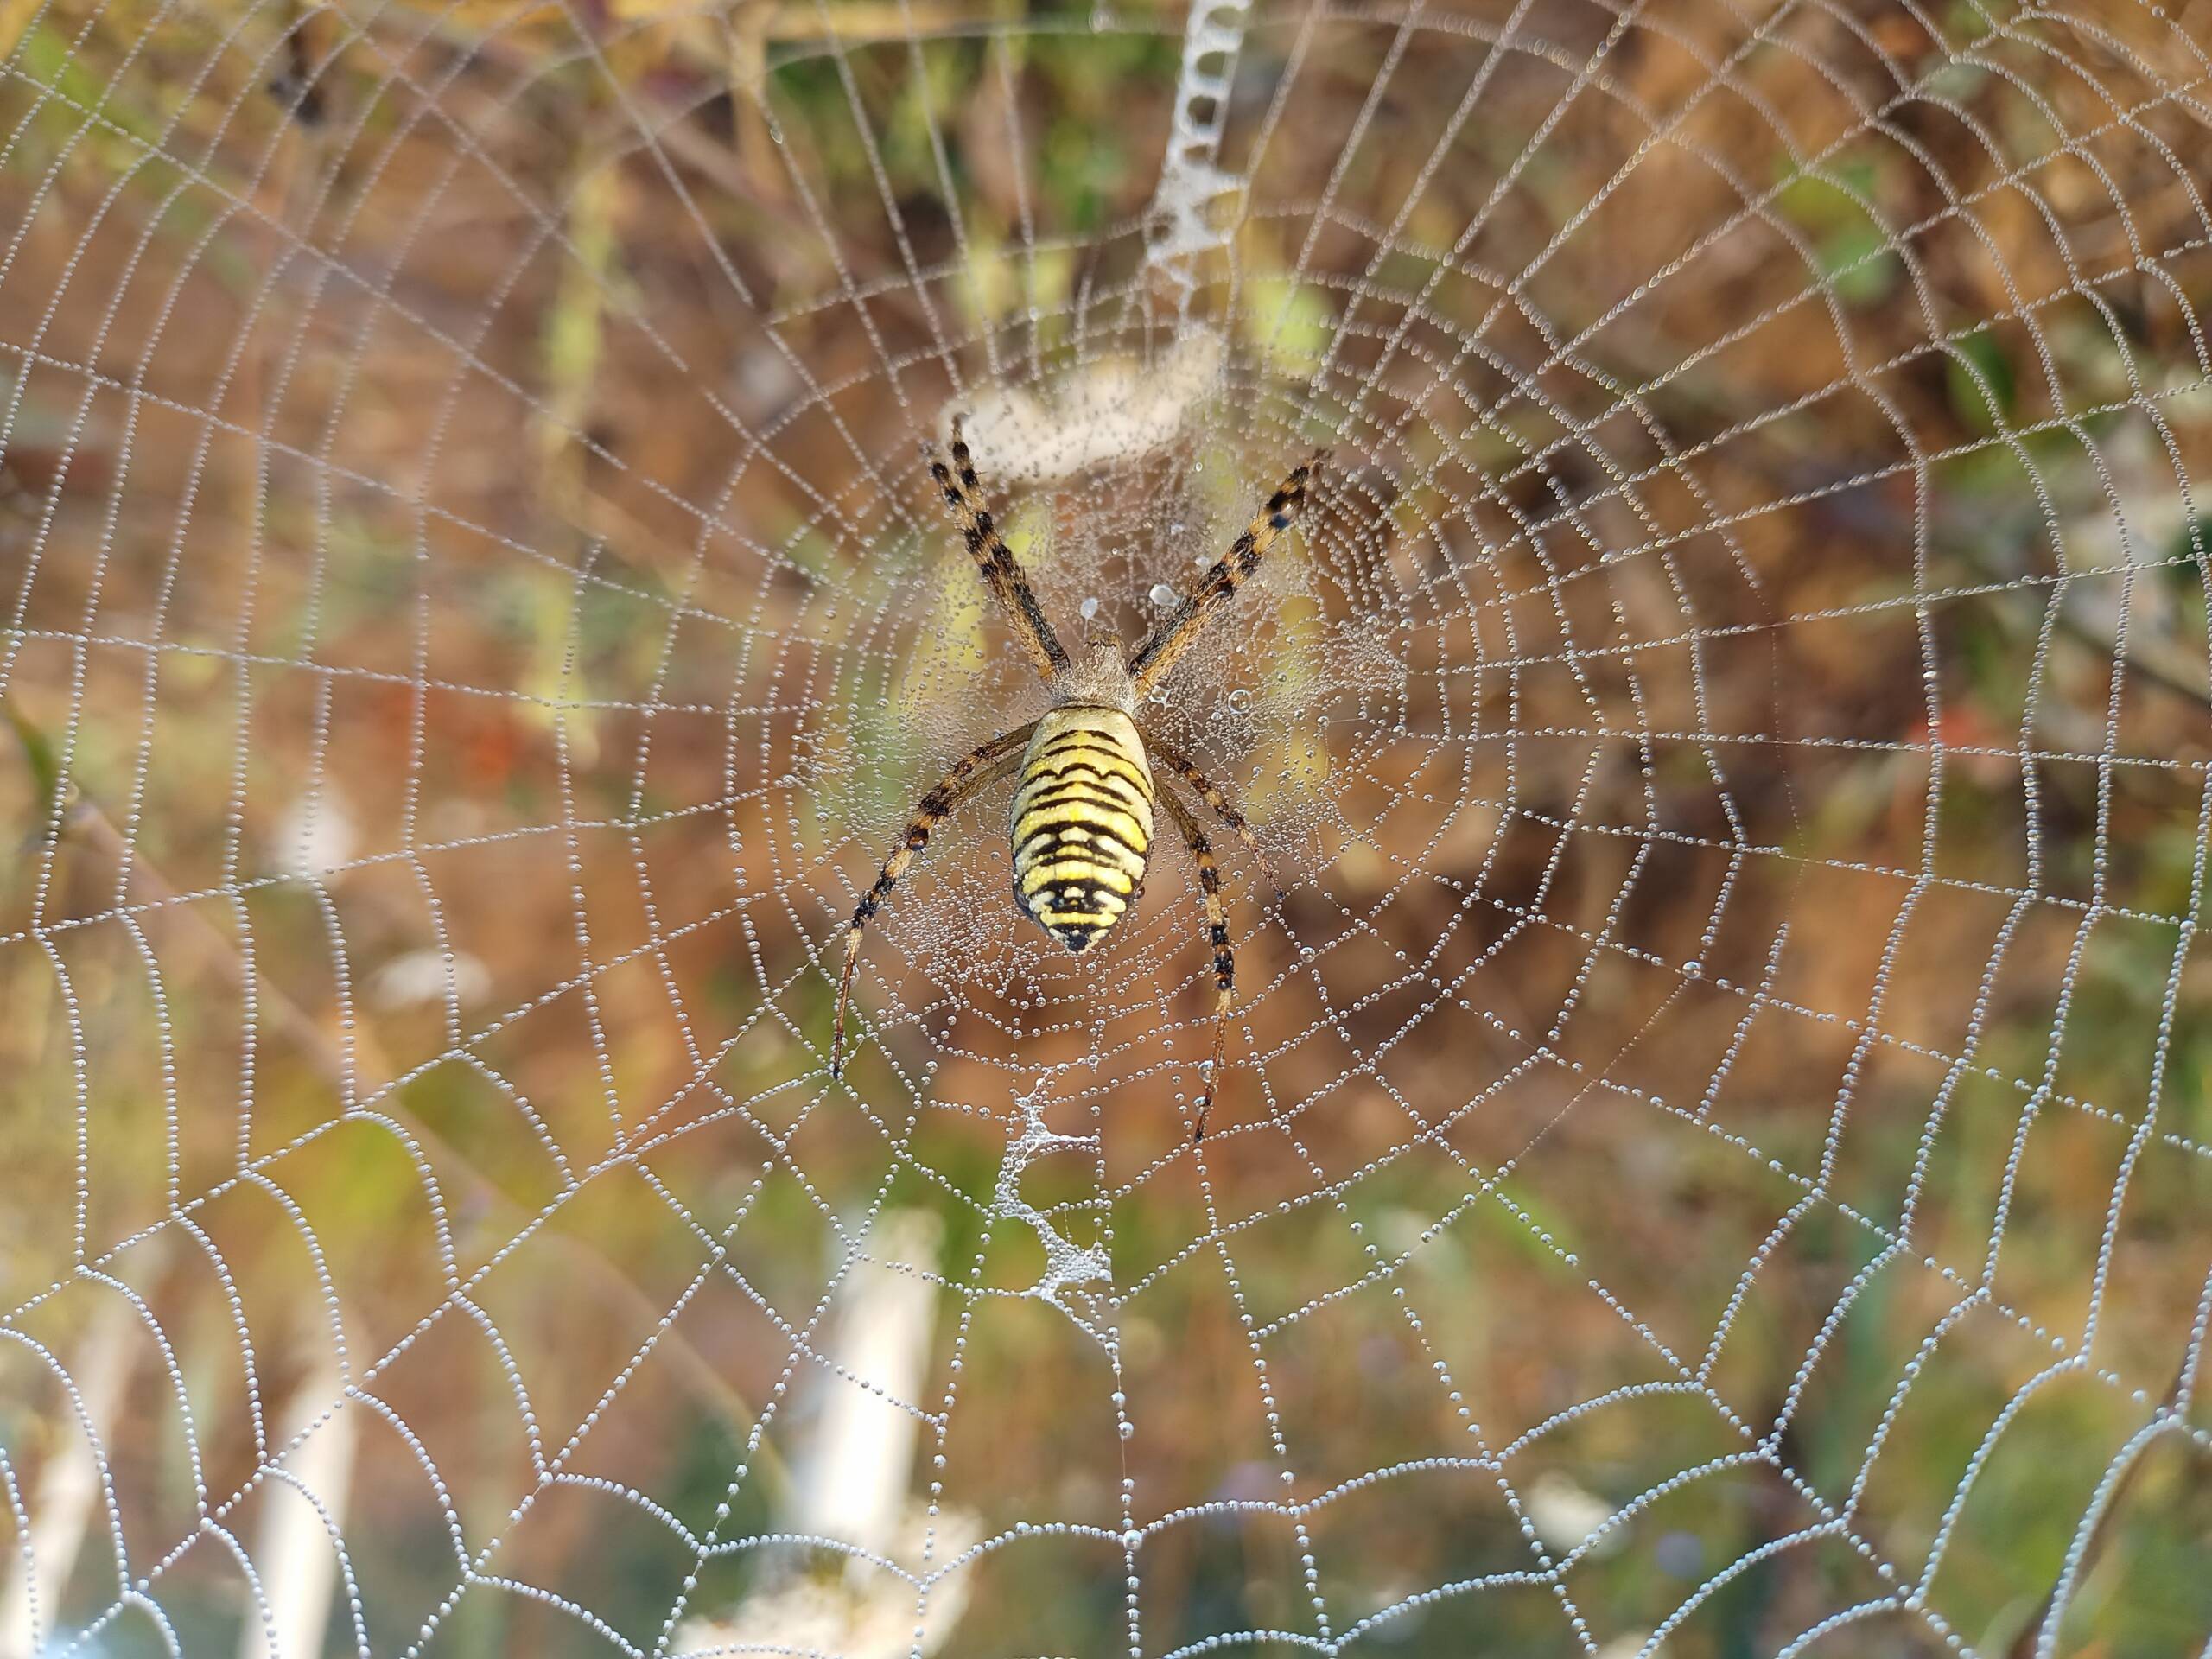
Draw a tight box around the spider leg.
[1159,787,1235,1141]
[1128,448,1328,698]
[1138,730,1281,901]
[831,720,1039,1079]
[926,416,1071,682]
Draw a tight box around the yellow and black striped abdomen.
[1010,707,1156,953]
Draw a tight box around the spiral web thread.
[2,1,2209,1655]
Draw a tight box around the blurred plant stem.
[0,1240,160,1656]
[232,1346,357,1659]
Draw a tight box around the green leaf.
[3,695,63,823]
[1946,327,2016,433]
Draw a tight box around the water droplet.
[1228,688,1252,713]
[1079,596,1101,620]
[1148,582,1177,607]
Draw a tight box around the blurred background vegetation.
[1,1,2209,1656]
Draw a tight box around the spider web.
[3,1,2209,1655]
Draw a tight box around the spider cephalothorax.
[830,418,1323,1138]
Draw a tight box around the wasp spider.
[830,418,1324,1138]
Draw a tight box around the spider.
[829,417,1325,1139]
